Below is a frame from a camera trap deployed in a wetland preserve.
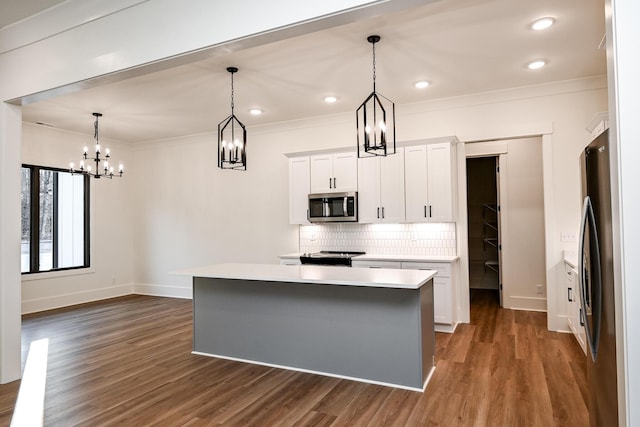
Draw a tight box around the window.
[21,165,90,274]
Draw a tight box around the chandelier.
[70,113,124,179]
[218,67,247,171]
[356,35,396,157]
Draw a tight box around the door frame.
[455,130,557,330]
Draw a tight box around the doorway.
[466,157,501,307]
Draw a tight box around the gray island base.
[180,263,436,391]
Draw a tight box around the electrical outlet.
[560,232,577,242]
[536,284,544,295]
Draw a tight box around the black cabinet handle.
[377,207,380,218]
[568,287,573,302]
[429,205,432,217]
[382,207,385,218]
[333,177,336,188]
[329,178,332,189]
[424,205,427,217]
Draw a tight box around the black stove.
[299,251,365,266]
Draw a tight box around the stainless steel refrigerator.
[579,128,619,426]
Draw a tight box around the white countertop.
[353,254,459,263]
[174,263,437,290]
[279,253,301,259]
[278,253,458,263]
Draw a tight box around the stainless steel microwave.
[308,192,358,223]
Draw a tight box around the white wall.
[20,123,135,313]
[129,132,299,296]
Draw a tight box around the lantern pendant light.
[356,35,396,158]
[218,67,247,170]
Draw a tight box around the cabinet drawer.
[401,261,451,277]
[351,260,402,269]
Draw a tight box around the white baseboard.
[435,322,458,334]
[132,283,192,299]
[192,351,431,392]
[549,314,571,333]
[506,295,547,312]
[22,284,132,314]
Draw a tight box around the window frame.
[21,164,91,275]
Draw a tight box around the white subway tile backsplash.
[299,223,456,256]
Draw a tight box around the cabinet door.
[310,154,333,193]
[332,152,358,191]
[288,157,310,224]
[379,148,405,223]
[433,277,452,324]
[564,263,578,335]
[404,145,429,222]
[357,157,381,223]
[572,268,587,354]
[427,143,454,222]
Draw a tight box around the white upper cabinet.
[357,148,405,223]
[404,145,429,222]
[310,152,357,193]
[288,156,310,225]
[405,142,456,222]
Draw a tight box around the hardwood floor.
[0,291,588,426]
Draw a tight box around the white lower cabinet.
[402,261,454,328]
[565,262,586,354]
[351,258,457,332]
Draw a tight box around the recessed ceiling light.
[249,108,263,116]
[324,96,337,103]
[414,81,430,89]
[530,17,556,31]
[527,60,547,70]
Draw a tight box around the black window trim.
[22,163,91,275]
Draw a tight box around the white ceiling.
[20,0,606,143]
[0,0,67,29]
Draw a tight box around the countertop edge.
[278,253,459,262]
[172,263,437,290]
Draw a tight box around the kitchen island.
[175,263,437,391]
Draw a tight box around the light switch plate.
[561,232,577,242]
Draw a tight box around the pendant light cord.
[372,40,377,92]
[230,71,235,115]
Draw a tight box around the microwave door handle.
[343,197,348,216]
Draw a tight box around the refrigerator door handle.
[579,196,603,362]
